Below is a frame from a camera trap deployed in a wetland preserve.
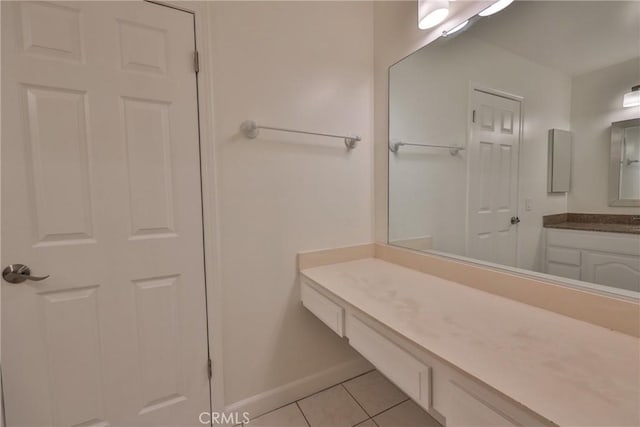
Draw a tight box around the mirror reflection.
[388,1,640,296]
[622,126,640,199]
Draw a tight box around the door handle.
[510,216,521,225]
[2,264,49,284]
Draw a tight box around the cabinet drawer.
[547,246,581,266]
[301,280,344,337]
[346,315,431,410]
[447,382,519,427]
[547,262,581,280]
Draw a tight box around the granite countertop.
[302,258,640,427]
[543,213,640,235]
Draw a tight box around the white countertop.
[301,258,640,427]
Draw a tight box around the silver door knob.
[2,264,49,284]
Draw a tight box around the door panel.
[468,90,521,266]
[40,286,105,427]
[25,85,95,244]
[1,2,210,426]
[122,97,177,237]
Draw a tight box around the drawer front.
[301,280,344,337]
[547,262,581,280]
[546,228,640,256]
[346,315,431,410]
[447,382,519,427]
[546,246,581,266]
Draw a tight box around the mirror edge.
[609,118,640,207]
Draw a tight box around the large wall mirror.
[388,1,640,297]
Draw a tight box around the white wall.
[569,58,640,214]
[387,31,572,272]
[208,1,374,409]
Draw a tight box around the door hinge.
[207,358,212,379]
[472,109,476,123]
[193,51,200,74]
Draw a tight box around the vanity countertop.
[543,213,640,235]
[301,258,640,427]
[544,222,640,234]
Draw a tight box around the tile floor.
[238,370,441,427]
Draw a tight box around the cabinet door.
[581,251,640,292]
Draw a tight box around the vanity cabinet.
[299,256,638,426]
[300,276,547,426]
[544,228,640,291]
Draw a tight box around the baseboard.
[224,357,373,419]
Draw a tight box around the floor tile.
[298,385,368,427]
[374,400,440,427]
[343,371,408,416]
[354,419,377,427]
[249,403,309,427]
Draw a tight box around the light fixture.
[623,85,640,108]
[418,0,450,30]
[479,0,514,17]
[443,20,469,37]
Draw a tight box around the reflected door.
[1,2,210,426]
[467,89,521,266]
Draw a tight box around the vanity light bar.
[418,0,450,30]
[479,0,514,17]
[623,85,640,108]
[443,20,469,37]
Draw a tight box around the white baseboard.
[224,357,373,419]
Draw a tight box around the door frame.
[149,1,225,414]
[465,83,524,266]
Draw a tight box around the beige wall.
[569,58,640,214]
[208,1,374,408]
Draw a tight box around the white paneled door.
[467,89,521,267]
[1,2,210,426]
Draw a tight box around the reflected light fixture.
[443,20,469,37]
[623,85,640,108]
[418,0,450,30]
[479,0,514,17]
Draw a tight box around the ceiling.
[467,1,640,76]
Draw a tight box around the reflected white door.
[467,89,521,266]
[1,2,210,426]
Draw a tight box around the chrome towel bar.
[240,120,361,150]
[389,141,465,156]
